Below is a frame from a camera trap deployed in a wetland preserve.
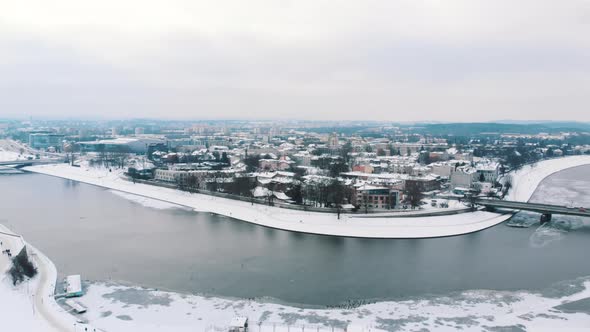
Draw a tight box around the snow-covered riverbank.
[70,277,590,332]
[505,155,590,202]
[24,164,512,239]
[0,224,95,332]
[24,155,590,239]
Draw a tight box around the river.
[1,166,589,306]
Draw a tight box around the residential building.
[450,166,477,189]
[475,162,500,183]
[355,185,400,210]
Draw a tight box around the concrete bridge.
[474,198,590,222]
[0,159,64,168]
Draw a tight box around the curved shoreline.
[22,155,590,239]
[23,164,508,239]
[0,224,77,332]
[505,156,590,202]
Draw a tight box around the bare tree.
[403,181,424,209]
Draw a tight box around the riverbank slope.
[0,224,86,332]
[24,155,590,238]
[24,164,509,238]
[505,155,590,202]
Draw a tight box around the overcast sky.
[1,1,589,122]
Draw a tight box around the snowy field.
[24,164,512,239]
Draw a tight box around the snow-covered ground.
[0,149,34,162]
[0,139,38,161]
[0,274,58,332]
[0,224,97,332]
[505,155,590,202]
[23,164,511,239]
[70,277,590,332]
[107,190,188,210]
[0,139,64,162]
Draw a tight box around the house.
[251,171,295,192]
[292,151,312,166]
[259,157,294,171]
[404,175,441,192]
[450,166,477,189]
[352,164,374,174]
[430,162,454,178]
[340,171,404,189]
[354,184,400,210]
[475,162,500,183]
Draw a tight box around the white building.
[79,137,165,153]
[476,162,500,183]
[430,162,453,178]
[450,166,477,189]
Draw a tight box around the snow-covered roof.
[276,171,295,177]
[273,192,291,201]
[356,184,389,191]
[252,186,271,197]
[446,147,458,155]
[257,178,273,185]
[254,172,277,179]
[476,162,500,171]
[81,137,164,145]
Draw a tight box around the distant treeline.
[295,122,590,137]
[413,122,590,136]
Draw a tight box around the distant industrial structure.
[79,137,165,154]
[29,133,65,151]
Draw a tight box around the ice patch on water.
[109,190,187,210]
[505,212,539,228]
[530,165,590,207]
[551,218,587,231]
[75,277,590,332]
[529,223,567,248]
